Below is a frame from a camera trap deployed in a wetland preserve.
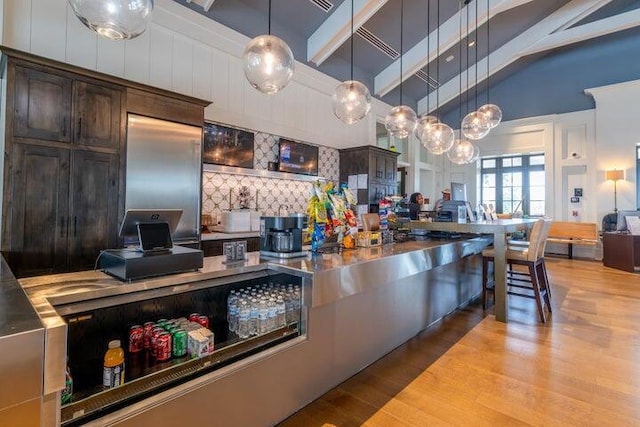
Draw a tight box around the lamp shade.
[243,34,295,95]
[332,80,371,125]
[67,0,154,40]
[605,169,624,181]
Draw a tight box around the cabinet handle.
[60,217,65,237]
[74,216,77,237]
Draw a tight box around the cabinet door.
[74,81,122,149]
[385,155,397,184]
[14,66,72,143]
[68,150,120,271]
[5,144,70,277]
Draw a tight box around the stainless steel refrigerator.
[125,114,202,245]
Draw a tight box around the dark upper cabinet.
[339,146,399,207]
[74,81,122,150]
[5,144,71,277]
[14,65,73,143]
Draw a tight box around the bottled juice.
[103,340,125,389]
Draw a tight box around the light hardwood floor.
[278,257,640,426]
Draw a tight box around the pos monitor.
[119,209,183,246]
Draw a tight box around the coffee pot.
[260,216,304,255]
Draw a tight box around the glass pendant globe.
[422,122,455,155]
[469,144,480,163]
[67,0,153,40]
[332,80,371,125]
[461,111,491,140]
[447,138,476,164]
[414,115,439,140]
[385,105,418,139]
[243,34,295,95]
[478,103,503,129]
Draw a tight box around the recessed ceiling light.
[445,55,454,62]
[468,40,476,47]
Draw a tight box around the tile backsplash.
[202,131,339,222]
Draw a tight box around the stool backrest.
[525,219,547,262]
[536,219,552,259]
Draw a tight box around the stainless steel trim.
[203,163,327,182]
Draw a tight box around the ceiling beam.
[416,0,613,115]
[307,0,389,66]
[186,0,216,12]
[374,0,533,98]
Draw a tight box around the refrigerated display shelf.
[61,324,299,426]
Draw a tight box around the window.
[636,145,640,208]
[480,154,545,216]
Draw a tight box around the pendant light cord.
[350,0,354,81]
[486,0,490,104]
[436,0,440,118]
[458,0,463,126]
[400,0,404,105]
[474,0,479,110]
[268,0,272,35]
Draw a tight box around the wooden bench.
[547,221,598,259]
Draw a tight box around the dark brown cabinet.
[339,146,399,208]
[14,65,73,143]
[3,57,124,277]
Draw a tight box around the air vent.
[309,0,334,12]
[356,27,399,59]
[415,70,439,89]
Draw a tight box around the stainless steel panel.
[0,328,44,408]
[0,396,40,427]
[125,114,202,242]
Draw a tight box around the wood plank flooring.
[278,257,640,426]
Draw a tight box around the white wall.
[1,0,392,149]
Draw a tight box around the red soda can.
[189,313,200,322]
[150,326,165,358]
[143,322,155,349]
[129,325,144,353]
[197,315,209,328]
[156,332,172,361]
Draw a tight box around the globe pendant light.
[243,0,295,95]
[67,0,153,40]
[478,0,502,129]
[385,0,417,139]
[415,114,439,140]
[447,137,475,164]
[422,122,455,154]
[461,110,490,140]
[470,143,480,163]
[478,103,502,129]
[332,0,371,124]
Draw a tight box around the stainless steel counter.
[8,234,491,426]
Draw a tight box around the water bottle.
[227,291,238,333]
[249,298,259,336]
[257,298,269,335]
[237,300,251,339]
[267,297,277,332]
[276,296,286,328]
[292,290,301,323]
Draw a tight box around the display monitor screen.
[137,222,173,252]
[203,123,254,168]
[278,139,319,176]
[119,209,183,240]
[451,182,467,201]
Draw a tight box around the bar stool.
[482,218,553,322]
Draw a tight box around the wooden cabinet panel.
[6,144,70,277]
[340,146,399,208]
[69,150,120,271]
[74,81,122,149]
[14,66,72,142]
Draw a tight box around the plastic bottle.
[267,297,277,332]
[257,298,269,335]
[227,291,238,333]
[103,340,125,389]
[61,362,73,405]
[276,296,286,328]
[237,300,251,339]
[249,297,259,336]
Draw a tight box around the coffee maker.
[260,216,307,258]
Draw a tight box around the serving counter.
[4,234,491,426]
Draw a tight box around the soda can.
[172,329,188,357]
[143,322,155,349]
[156,318,168,328]
[150,326,165,358]
[197,315,209,328]
[156,332,172,361]
[189,313,200,322]
[129,325,144,353]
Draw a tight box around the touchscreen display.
[137,222,173,251]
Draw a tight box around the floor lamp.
[605,169,624,213]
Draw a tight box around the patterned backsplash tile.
[202,131,340,222]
